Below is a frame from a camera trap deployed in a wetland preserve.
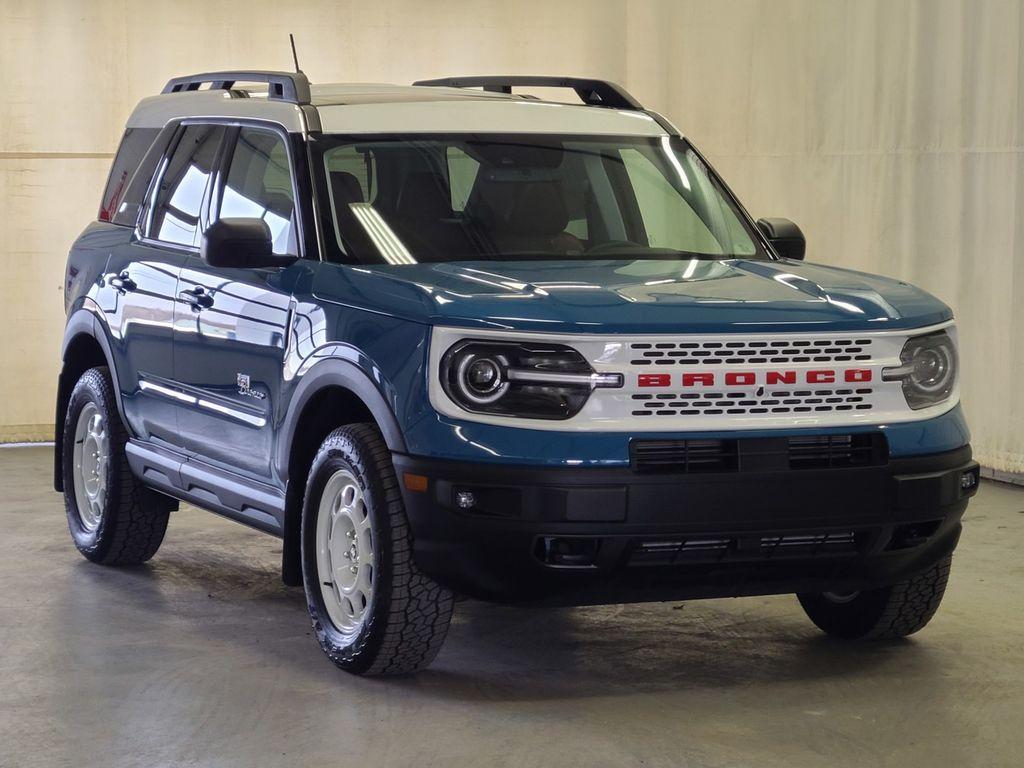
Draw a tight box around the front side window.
[149,124,225,246]
[316,134,764,265]
[218,128,298,256]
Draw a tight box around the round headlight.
[910,344,953,393]
[885,330,958,410]
[440,340,603,420]
[456,354,509,404]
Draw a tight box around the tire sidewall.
[300,434,394,673]
[62,369,119,559]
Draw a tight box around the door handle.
[178,286,214,311]
[109,270,137,294]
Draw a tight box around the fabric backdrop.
[1,0,1020,474]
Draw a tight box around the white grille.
[629,338,875,366]
[630,388,875,417]
[428,323,958,432]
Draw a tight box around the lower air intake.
[630,531,862,566]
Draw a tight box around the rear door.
[102,123,226,447]
[173,124,301,480]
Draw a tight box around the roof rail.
[161,70,311,104]
[413,76,643,111]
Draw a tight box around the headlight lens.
[884,330,958,410]
[441,340,622,420]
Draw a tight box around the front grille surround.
[428,323,959,432]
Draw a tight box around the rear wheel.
[62,367,172,564]
[301,424,454,675]
[798,554,952,639]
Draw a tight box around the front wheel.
[301,424,454,675]
[798,554,953,639]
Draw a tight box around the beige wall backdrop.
[1,0,1021,474]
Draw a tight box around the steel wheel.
[316,468,375,636]
[72,402,109,532]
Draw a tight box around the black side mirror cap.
[201,218,297,269]
[756,217,806,261]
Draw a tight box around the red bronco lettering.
[637,369,873,387]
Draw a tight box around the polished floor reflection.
[1,446,1021,767]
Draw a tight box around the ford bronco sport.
[56,71,980,675]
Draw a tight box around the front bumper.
[394,442,979,604]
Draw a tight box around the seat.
[476,180,583,255]
[391,171,478,261]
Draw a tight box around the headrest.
[495,182,569,237]
[330,171,364,205]
[396,172,452,221]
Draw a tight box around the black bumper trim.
[393,446,978,604]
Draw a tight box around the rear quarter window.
[100,128,160,224]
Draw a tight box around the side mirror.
[756,217,806,261]
[201,218,297,269]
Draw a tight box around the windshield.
[314,134,768,265]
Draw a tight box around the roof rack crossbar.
[161,70,311,104]
[413,76,643,111]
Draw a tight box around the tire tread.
[302,424,453,675]
[63,367,169,565]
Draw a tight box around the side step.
[125,440,285,535]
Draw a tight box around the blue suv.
[56,71,980,674]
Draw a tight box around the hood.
[315,258,952,334]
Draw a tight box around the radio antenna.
[289,34,304,74]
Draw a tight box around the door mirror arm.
[201,218,298,269]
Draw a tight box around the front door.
[173,126,301,481]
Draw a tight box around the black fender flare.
[276,357,408,486]
[276,357,409,586]
[54,308,124,490]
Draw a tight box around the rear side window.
[99,128,159,224]
[149,124,226,247]
[218,128,298,256]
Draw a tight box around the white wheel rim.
[72,402,109,532]
[316,469,375,636]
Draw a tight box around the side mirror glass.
[201,218,297,268]
[756,217,806,261]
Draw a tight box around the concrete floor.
[1,446,1022,768]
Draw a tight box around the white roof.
[126,82,670,137]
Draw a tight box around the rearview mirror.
[201,218,297,269]
[756,218,806,261]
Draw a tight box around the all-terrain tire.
[62,366,171,564]
[301,423,454,675]
[798,554,952,639]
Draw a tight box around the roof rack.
[161,70,311,104]
[413,76,643,111]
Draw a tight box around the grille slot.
[630,439,737,473]
[787,433,886,469]
[631,434,887,472]
[630,338,874,366]
[631,531,862,565]
[630,388,875,417]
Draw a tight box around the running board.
[125,440,285,535]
